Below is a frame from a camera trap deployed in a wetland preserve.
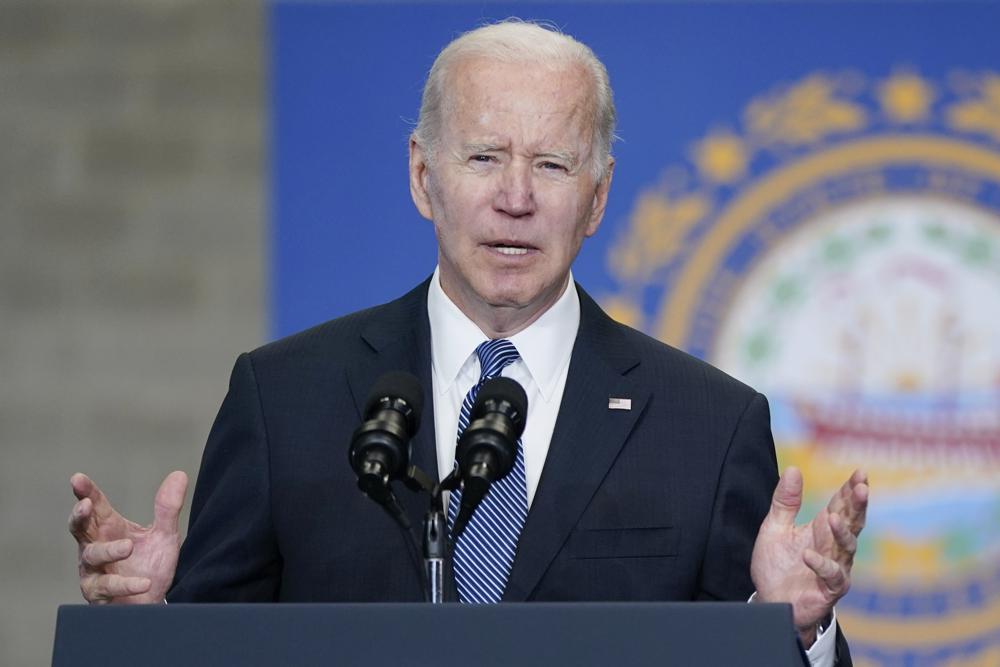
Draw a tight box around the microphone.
[348,371,423,518]
[452,376,528,540]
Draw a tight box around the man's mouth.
[494,245,528,256]
[488,242,532,256]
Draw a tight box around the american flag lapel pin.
[608,397,631,411]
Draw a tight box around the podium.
[53,602,808,666]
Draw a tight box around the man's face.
[409,57,613,333]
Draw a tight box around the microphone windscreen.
[471,376,528,437]
[363,371,424,433]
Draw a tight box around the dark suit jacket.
[167,279,849,661]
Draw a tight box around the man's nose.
[493,160,535,217]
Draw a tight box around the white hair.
[412,19,616,180]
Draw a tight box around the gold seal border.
[655,134,1000,348]
[840,594,1000,646]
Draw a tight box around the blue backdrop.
[272,2,1000,337]
[271,4,1000,664]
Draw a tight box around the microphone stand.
[423,498,447,603]
[405,465,451,604]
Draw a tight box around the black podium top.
[53,602,808,666]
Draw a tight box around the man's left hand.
[751,467,869,647]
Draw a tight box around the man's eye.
[540,161,568,172]
[471,154,494,163]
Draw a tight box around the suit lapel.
[346,280,439,534]
[503,288,650,601]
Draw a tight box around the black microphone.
[348,371,423,516]
[452,376,528,540]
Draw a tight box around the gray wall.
[1,2,264,664]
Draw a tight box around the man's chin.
[481,283,564,317]
[483,294,533,311]
[479,281,540,310]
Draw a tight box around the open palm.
[69,471,187,604]
[751,467,868,643]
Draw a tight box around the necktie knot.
[457,339,520,437]
[475,338,519,382]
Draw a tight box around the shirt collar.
[427,267,580,402]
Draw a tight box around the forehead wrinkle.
[441,58,598,162]
[449,58,593,114]
[462,141,508,153]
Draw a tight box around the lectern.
[53,602,808,666]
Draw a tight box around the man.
[69,20,867,665]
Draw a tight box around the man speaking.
[68,20,867,666]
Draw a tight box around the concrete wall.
[0,2,264,664]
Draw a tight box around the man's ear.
[409,137,434,221]
[585,157,615,237]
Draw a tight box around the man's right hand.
[69,471,187,604]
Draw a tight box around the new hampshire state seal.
[605,70,1000,666]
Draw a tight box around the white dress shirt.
[428,267,578,506]
[425,267,837,666]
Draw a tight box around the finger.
[70,473,115,522]
[829,513,858,564]
[824,472,855,514]
[831,477,869,536]
[80,539,133,570]
[68,498,95,542]
[152,471,188,536]
[803,549,848,598]
[82,573,151,603]
[826,468,869,534]
[768,466,803,527]
[829,468,867,509]
[848,478,869,535]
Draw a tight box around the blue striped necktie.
[447,338,528,603]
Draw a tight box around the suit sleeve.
[167,353,282,602]
[696,391,778,602]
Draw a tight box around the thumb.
[152,470,188,535]
[768,466,803,527]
